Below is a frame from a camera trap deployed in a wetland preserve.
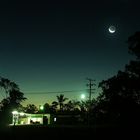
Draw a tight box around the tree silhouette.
[0,77,26,105]
[0,77,19,98]
[25,104,38,114]
[127,31,140,59]
[0,77,26,126]
[96,32,140,125]
[43,103,51,113]
[63,100,81,115]
[56,94,68,111]
[51,101,58,113]
[63,100,73,111]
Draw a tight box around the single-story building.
[12,111,50,125]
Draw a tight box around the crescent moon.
[108,26,116,33]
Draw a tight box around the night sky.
[0,1,140,106]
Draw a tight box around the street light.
[12,110,18,115]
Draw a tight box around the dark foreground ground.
[0,124,139,140]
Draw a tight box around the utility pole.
[86,78,95,102]
[86,78,96,126]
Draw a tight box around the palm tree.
[50,101,58,113]
[56,94,68,111]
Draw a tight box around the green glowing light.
[39,105,44,110]
[81,94,86,99]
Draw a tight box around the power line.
[24,89,86,95]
